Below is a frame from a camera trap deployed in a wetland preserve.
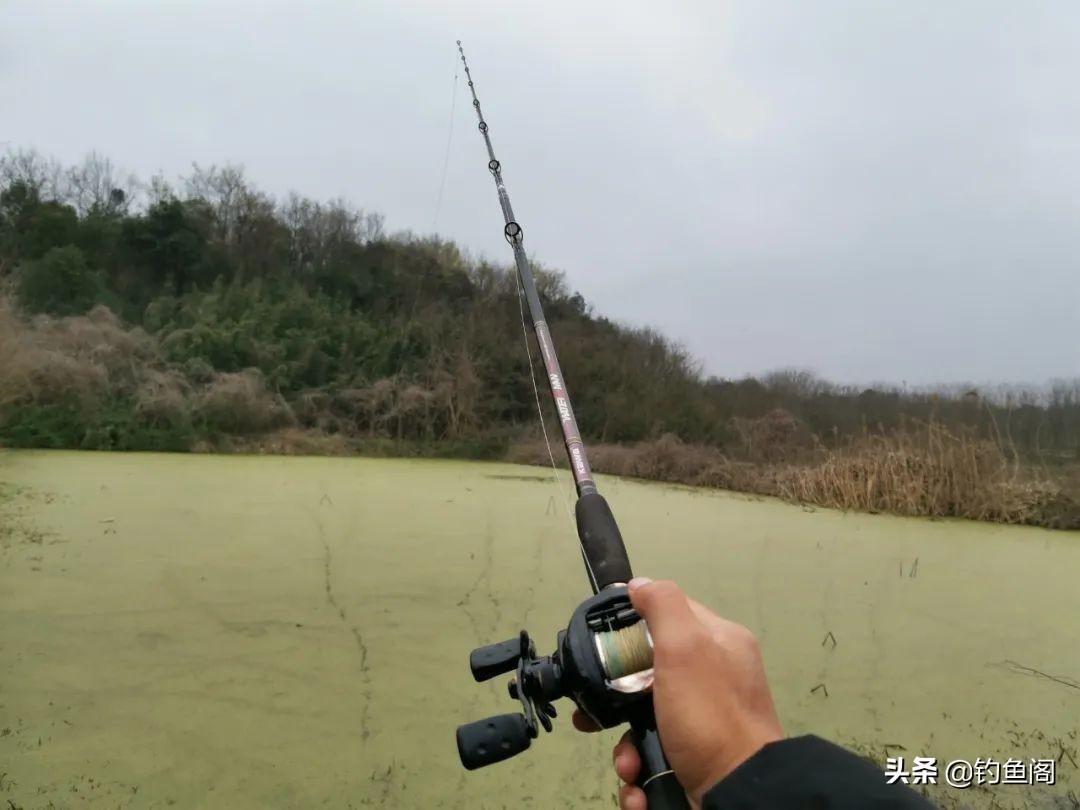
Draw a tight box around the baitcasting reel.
[456,586,655,770]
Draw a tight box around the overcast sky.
[3,1,1077,385]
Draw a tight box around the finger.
[618,783,647,810]
[630,579,733,638]
[629,579,701,648]
[572,709,601,733]
[613,730,642,784]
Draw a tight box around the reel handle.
[469,637,524,682]
[629,703,691,810]
[456,713,532,770]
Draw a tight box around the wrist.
[691,728,783,804]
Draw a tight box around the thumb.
[628,578,699,646]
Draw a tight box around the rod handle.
[630,703,691,810]
[575,493,633,590]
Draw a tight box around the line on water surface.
[991,659,1080,691]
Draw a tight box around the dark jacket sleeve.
[701,735,936,809]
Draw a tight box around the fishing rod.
[453,41,690,810]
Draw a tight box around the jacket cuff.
[700,735,930,809]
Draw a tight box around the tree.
[0,181,79,267]
[16,245,100,315]
[182,163,287,280]
[64,151,137,216]
[0,148,63,200]
[119,198,228,300]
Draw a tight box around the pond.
[1,450,1077,808]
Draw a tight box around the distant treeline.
[1,148,1078,468]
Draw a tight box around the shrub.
[0,396,193,452]
[135,369,193,430]
[0,299,111,411]
[16,245,100,315]
[195,369,295,434]
[0,298,191,451]
[1,399,92,448]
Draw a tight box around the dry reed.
[775,422,1075,528]
[508,424,1078,529]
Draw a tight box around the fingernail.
[628,577,652,592]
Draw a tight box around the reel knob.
[456,713,532,770]
[469,637,525,682]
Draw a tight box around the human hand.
[573,578,783,809]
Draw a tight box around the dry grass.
[0,299,150,409]
[134,369,192,428]
[509,434,777,495]
[194,370,295,434]
[508,425,1079,530]
[193,427,353,456]
[0,298,293,443]
[775,423,1076,528]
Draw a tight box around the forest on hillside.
[1,148,1077,527]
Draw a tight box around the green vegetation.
[2,451,1077,808]
[1,148,1077,526]
[16,244,101,315]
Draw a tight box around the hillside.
[1,148,1077,527]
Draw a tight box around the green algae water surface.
[1,450,1077,809]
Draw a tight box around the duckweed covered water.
[1,450,1077,808]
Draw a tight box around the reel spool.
[595,622,653,681]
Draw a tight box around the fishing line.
[431,64,459,231]
[513,277,600,592]
[516,278,578,546]
[432,43,583,577]
[452,37,601,593]
[595,623,654,680]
